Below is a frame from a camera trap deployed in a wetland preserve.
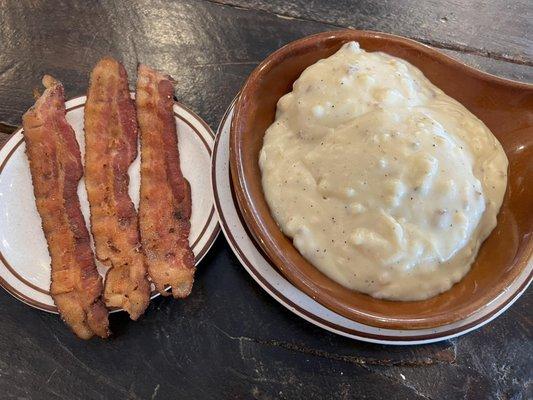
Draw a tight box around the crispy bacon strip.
[136,65,195,298]
[84,58,150,319]
[22,76,109,339]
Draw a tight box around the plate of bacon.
[0,58,219,339]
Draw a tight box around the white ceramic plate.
[212,101,532,345]
[0,95,219,313]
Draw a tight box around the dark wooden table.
[0,1,531,399]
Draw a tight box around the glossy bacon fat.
[22,76,109,339]
[84,58,150,319]
[136,65,195,298]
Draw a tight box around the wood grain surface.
[0,1,531,399]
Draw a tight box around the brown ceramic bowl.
[230,29,533,330]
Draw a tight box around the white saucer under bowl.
[212,100,531,345]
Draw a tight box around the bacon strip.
[136,65,195,298]
[84,58,150,319]
[22,76,109,339]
